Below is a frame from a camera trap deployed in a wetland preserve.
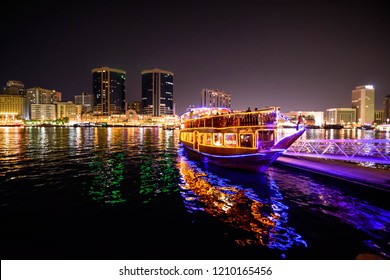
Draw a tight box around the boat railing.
[285,139,390,164]
[182,111,277,129]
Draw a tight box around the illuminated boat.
[179,107,306,172]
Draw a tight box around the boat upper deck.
[180,107,278,129]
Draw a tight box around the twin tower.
[92,67,174,117]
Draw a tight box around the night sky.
[1,0,389,115]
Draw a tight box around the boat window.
[224,133,237,147]
[188,133,193,143]
[258,130,274,141]
[213,133,223,146]
[199,133,204,145]
[257,130,275,150]
[205,133,212,145]
[181,132,186,142]
[240,133,253,148]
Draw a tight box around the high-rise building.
[351,85,375,124]
[201,88,231,109]
[75,92,94,113]
[3,80,26,95]
[384,95,390,123]
[141,68,174,116]
[92,67,126,116]
[26,87,62,104]
[25,87,61,120]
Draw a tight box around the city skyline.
[1,0,389,114]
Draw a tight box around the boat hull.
[181,144,286,173]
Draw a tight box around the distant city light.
[365,85,374,89]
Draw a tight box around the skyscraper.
[75,92,94,113]
[141,68,174,116]
[92,67,126,116]
[26,87,62,104]
[3,80,26,95]
[201,88,231,109]
[351,85,375,124]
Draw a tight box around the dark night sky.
[1,0,389,114]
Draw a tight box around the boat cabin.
[180,107,279,153]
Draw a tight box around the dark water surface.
[1,127,389,260]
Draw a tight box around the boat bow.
[271,127,306,150]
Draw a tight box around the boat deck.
[275,154,390,191]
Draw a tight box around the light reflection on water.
[177,149,307,254]
[84,148,126,205]
[78,127,180,206]
[1,127,389,259]
[267,167,390,259]
[138,128,180,203]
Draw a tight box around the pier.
[275,138,390,191]
[276,154,390,191]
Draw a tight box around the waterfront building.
[352,85,375,125]
[56,101,82,121]
[0,94,28,122]
[127,101,142,114]
[92,67,126,116]
[26,87,62,104]
[384,95,390,123]
[26,87,62,120]
[31,104,56,121]
[374,110,384,124]
[141,68,174,116]
[201,88,231,109]
[75,92,94,113]
[283,111,324,126]
[325,108,356,125]
[3,80,26,95]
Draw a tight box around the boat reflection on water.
[83,149,126,206]
[177,149,307,254]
